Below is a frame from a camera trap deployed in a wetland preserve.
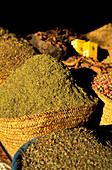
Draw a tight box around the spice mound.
[0,27,34,84]
[0,54,93,118]
[22,127,112,169]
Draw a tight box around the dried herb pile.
[22,127,112,169]
[0,54,94,118]
[0,27,34,83]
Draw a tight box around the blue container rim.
[12,136,40,170]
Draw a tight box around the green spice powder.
[0,54,93,118]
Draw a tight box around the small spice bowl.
[31,34,67,60]
[12,137,40,170]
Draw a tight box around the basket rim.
[94,90,112,104]
[0,97,98,120]
[0,98,98,158]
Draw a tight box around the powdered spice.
[0,54,94,118]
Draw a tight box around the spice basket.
[95,91,112,125]
[0,98,98,158]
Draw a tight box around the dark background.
[0,3,111,37]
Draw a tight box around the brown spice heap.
[62,56,112,73]
[34,27,78,51]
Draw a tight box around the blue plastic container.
[12,137,40,170]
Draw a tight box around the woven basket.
[95,91,112,125]
[0,99,98,158]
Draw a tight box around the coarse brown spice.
[22,127,112,169]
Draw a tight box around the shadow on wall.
[0,6,111,38]
[70,68,97,97]
[98,47,109,62]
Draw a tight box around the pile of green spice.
[0,27,34,76]
[0,54,94,118]
[22,127,112,169]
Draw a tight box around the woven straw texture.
[95,91,112,125]
[0,72,13,85]
[0,99,98,158]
